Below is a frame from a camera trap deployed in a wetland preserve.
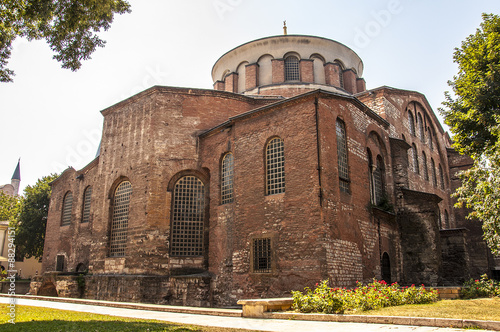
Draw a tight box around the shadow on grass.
[0,320,200,332]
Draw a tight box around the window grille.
[417,113,425,142]
[431,158,437,187]
[171,176,205,256]
[82,186,92,223]
[61,192,73,226]
[221,153,234,204]
[336,120,350,193]
[284,56,300,81]
[253,238,271,273]
[373,157,384,205]
[408,111,415,136]
[266,138,285,195]
[412,144,419,174]
[429,128,434,150]
[109,181,132,257]
[439,164,445,190]
[335,61,344,88]
[422,152,429,181]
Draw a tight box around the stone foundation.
[30,272,212,307]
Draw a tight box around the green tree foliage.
[13,174,58,259]
[0,191,22,222]
[0,0,131,82]
[440,13,500,255]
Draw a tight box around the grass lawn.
[360,297,500,321]
[0,304,257,332]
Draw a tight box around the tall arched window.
[336,119,350,193]
[422,152,429,181]
[81,186,92,223]
[109,181,132,257]
[221,153,234,204]
[266,137,285,195]
[428,127,434,151]
[431,158,437,187]
[284,56,300,81]
[417,113,425,142]
[408,111,415,136]
[439,164,445,190]
[444,210,449,229]
[334,60,344,88]
[171,176,205,256]
[412,144,419,174]
[61,191,73,226]
[372,156,385,205]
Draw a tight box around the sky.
[1,0,500,193]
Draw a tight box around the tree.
[440,13,500,255]
[1,0,131,82]
[0,191,22,222]
[13,173,58,259]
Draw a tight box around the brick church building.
[33,34,498,306]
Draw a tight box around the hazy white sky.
[1,0,500,193]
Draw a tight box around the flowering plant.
[292,279,438,314]
[460,274,500,299]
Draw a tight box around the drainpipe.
[314,97,323,207]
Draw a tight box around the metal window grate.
[109,181,132,257]
[61,192,73,226]
[373,158,384,205]
[284,56,300,81]
[439,164,445,190]
[417,113,425,142]
[431,158,437,187]
[412,144,419,174]
[429,128,434,150]
[171,176,205,256]
[335,61,344,88]
[336,120,350,193]
[82,186,92,223]
[253,238,271,273]
[221,153,234,204]
[266,138,285,195]
[422,152,429,181]
[408,111,415,136]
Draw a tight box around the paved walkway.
[0,297,491,332]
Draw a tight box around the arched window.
[439,163,445,190]
[422,152,429,181]
[221,153,234,204]
[336,119,350,193]
[61,191,73,226]
[266,137,285,195]
[171,176,205,256]
[408,111,415,136]
[417,113,425,142]
[284,55,300,81]
[412,144,419,174]
[334,60,344,88]
[81,186,92,223]
[372,156,385,205]
[428,127,434,151]
[431,158,437,187]
[109,181,132,257]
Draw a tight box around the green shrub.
[292,279,438,314]
[461,274,500,299]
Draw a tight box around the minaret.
[11,159,20,196]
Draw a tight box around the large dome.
[212,35,365,97]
